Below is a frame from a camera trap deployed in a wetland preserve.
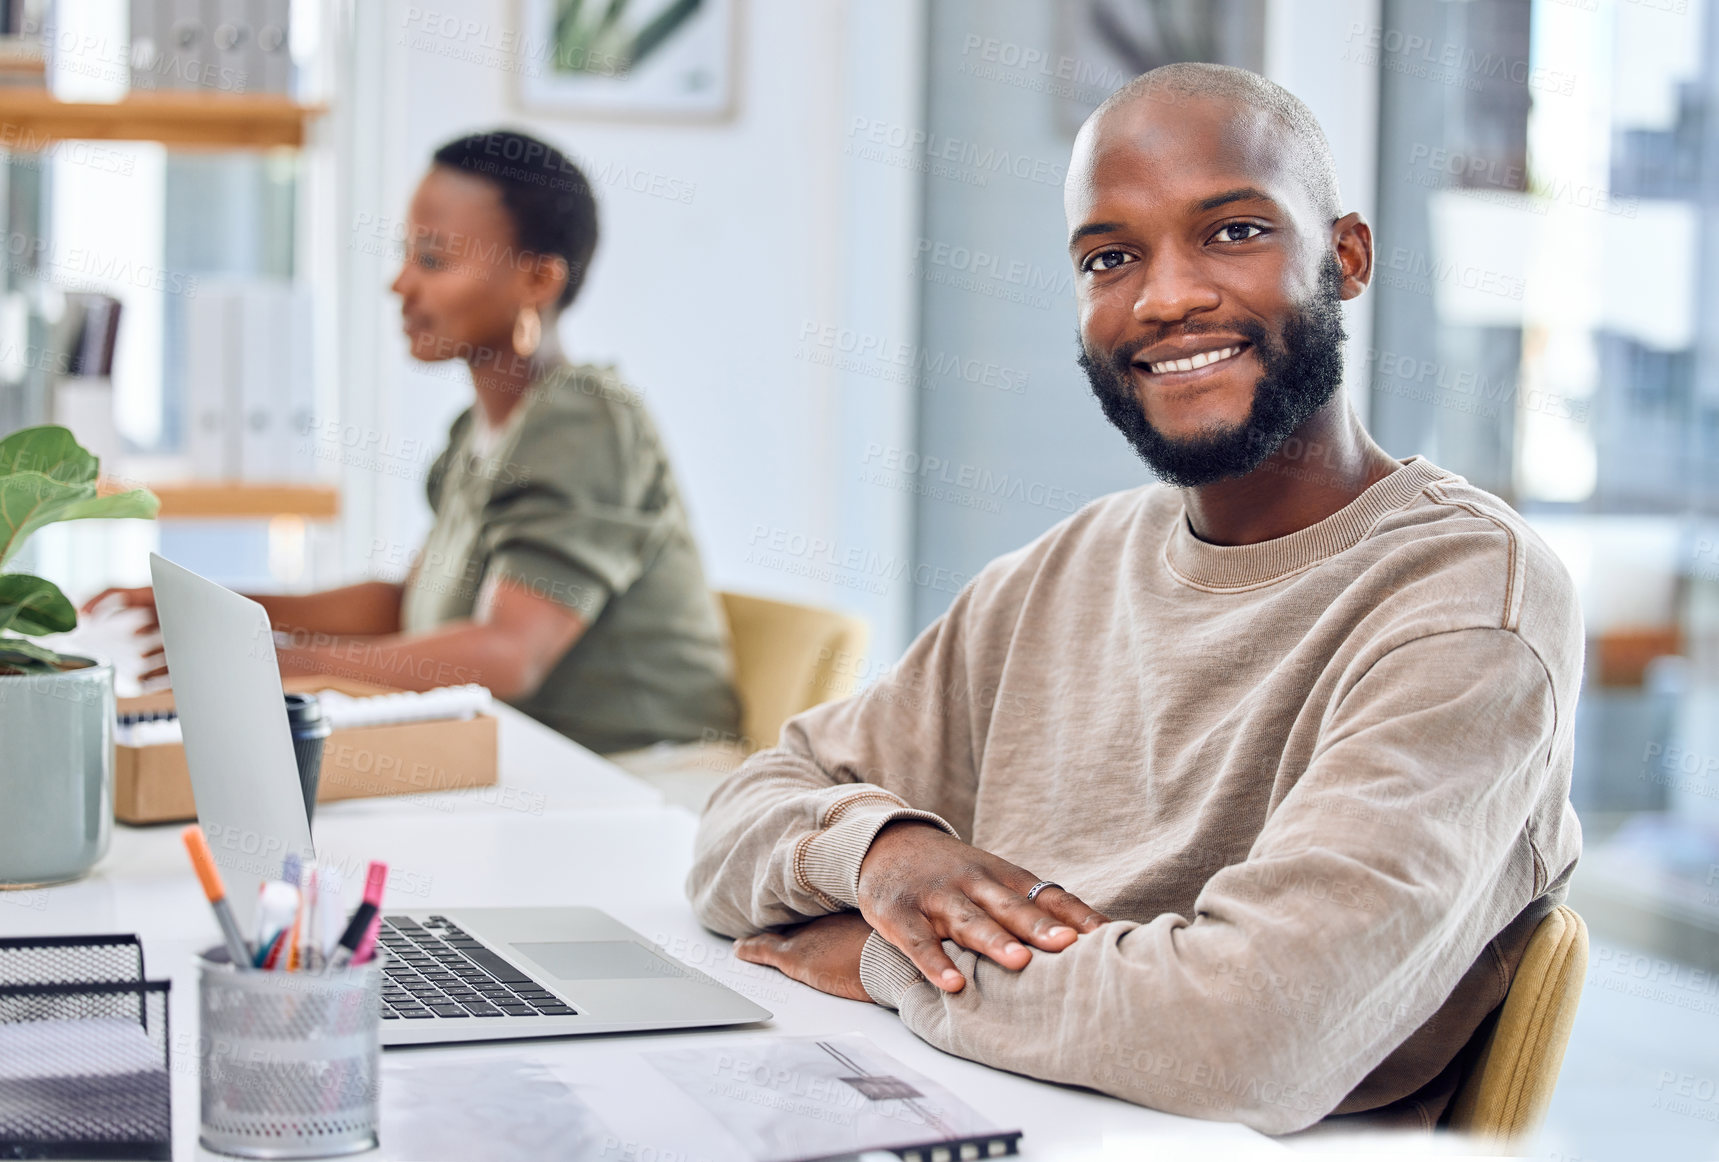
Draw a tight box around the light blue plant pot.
[0,657,113,888]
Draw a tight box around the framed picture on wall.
[514,0,738,120]
[1053,0,1265,134]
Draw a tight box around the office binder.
[236,278,282,480]
[183,281,237,478]
[254,0,290,94]
[128,0,166,91]
[162,0,207,91]
[183,279,315,481]
[209,0,251,94]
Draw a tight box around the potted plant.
[0,425,157,887]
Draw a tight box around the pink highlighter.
[351,861,388,965]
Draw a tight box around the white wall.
[332,0,925,657]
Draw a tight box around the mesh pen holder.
[196,948,382,1160]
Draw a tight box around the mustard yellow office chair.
[718,591,870,752]
[1447,905,1589,1146]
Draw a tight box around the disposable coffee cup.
[285,693,331,826]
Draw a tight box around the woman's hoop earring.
[513,305,542,358]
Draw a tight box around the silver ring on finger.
[1026,880,1060,901]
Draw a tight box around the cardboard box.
[114,677,498,824]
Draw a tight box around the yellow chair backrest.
[717,591,870,752]
[1447,904,1588,1144]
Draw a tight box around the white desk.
[0,705,1280,1160]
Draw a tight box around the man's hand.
[858,821,1109,993]
[735,912,874,1002]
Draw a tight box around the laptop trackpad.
[511,940,686,981]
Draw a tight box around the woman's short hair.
[431,129,598,309]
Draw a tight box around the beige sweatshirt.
[688,457,1583,1134]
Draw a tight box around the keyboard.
[375,914,578,1020]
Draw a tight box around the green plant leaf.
[0,425,98,485]
[555,0,592,69]
[0,634,66,672]
[629,0,700,68]
[0,573,75,636]
[594,0,628,37]
[0,480,161,567]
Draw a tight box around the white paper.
[639,1035,1005,1161]
[379,1035,1013,1162]
[382,1055,613,1162]
[0,1018,160,1080]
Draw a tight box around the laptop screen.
[150,553,314,930]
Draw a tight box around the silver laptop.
[151,553,772,1046]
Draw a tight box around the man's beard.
[1078,255,1348,488]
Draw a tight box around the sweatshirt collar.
[1163,457,1447,591]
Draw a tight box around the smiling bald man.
[687,64,1582,1134]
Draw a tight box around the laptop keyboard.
[376,915,578,1020]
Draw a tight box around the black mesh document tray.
[0,934,171,1161]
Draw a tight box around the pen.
[253,881,301,970]
[297,861,319,972]
[316,865,345,959]
[324,902,377,972]
[351,861,387,966]
[257,928,290,970]
[180,825,253,971]
[281,854,303,970]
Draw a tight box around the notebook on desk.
[150,553,771,1047]
[382,1033,1023,1162]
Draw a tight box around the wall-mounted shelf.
[0,91,324,149]
[102,479,340,520]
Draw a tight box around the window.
[1372,0,1719,922]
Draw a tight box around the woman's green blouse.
[402,362,740,755]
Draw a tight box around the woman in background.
[91,129,739,757]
